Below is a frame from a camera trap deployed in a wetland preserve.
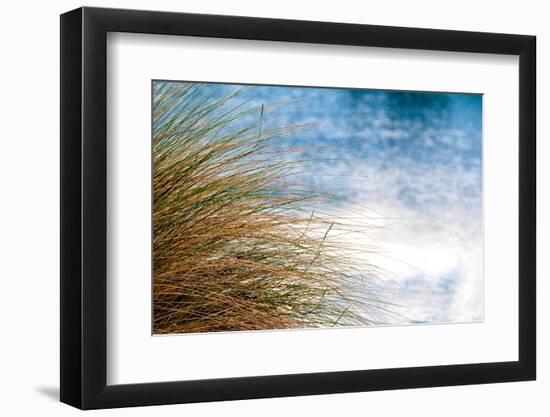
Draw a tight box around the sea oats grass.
[153,82,390,334]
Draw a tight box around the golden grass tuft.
[152,81,390,334]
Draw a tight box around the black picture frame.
[60,6,536,410]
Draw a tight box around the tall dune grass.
[153,81,390,334]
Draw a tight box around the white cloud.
[321,163,483,325]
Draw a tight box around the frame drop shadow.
[36,386,59,401]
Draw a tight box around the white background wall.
[0,0,545,415]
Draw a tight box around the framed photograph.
[60,6,536,409]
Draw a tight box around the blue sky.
[158,81,484,325]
